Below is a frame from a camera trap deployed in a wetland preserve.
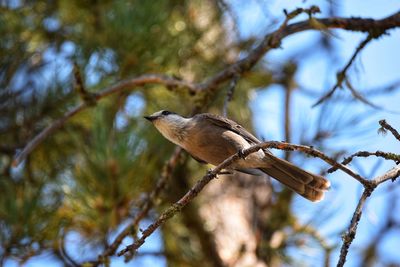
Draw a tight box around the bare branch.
[298,79,400,99]
[337,188,372,267]
[117,140,369,257]
[373,165,400,185]
[337,163,400,267]
[255,141,368,186]
[328,151,400,173]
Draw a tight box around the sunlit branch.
[116,140,378,258]
[337,189,372,267]
[328,150,400,173]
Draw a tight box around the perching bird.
[144,110,330,201]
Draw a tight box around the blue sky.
[243,1,400,266]
[7,1,400,266]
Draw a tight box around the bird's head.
[144,110,189,143]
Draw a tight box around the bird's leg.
[219,170,234,175]
[206,169,233,179]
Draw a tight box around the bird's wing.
[196,113,261,145]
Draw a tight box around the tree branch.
[336,120,400,266]
[116,140,380,258]
[336,164,400,267]
[199,10,400,92]
[373,165,400,185]
[328,150,400,173]
[13,10,400,166]
[255,141,368,186]
[337,188,372,267]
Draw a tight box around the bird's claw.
[238,149,246,159]
[206,169,217,179]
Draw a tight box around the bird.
[144,110,330,202]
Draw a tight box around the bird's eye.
[161,110,171,116]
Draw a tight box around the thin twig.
[378,119,400,141]
[328,150,400,173]
[313,34,374,107]
[284,86,292,160]
[344,79,394,112]
[298,79,400,99]
[222,74,239,117]
[255,141,368,186]
[363,80,400,95]
[282,63,297,161]
[73,62,96,106]
[58,230,79,267]
[329,120,400,174]
[337,188,373,267]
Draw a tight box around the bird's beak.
[144,115,157,122]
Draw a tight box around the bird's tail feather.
[260,156,330,202]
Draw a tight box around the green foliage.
[1,0,258,264]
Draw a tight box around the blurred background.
[1,0,399,266]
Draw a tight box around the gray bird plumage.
[144,110,330,202]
